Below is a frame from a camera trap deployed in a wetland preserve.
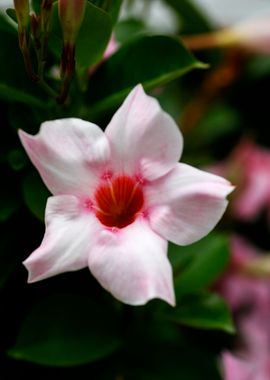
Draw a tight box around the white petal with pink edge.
[105,84,183,181]
[88,217,175,306]
[19,118,110,196]
[23,195,101,282]
[146,163,234,245]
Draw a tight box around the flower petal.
[19,118,110,196]
[23,195,101,282]
[146,163,234,245]
[222,352,256,380]
[105,84,183,180]
[88,217,175,306]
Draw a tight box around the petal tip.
[22,258,35,283]
[22,256,45,283]
[18,128,30,143]
[128,83,145,101]
[18,129,36,153]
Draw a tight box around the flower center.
[94,175,144,228]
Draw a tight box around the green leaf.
[0,11,16,34]
[5,8,17,24]
[162,292,235,333]
[0,83,45,108]
[8,149,27,171]
[87,35,206,117]
[50,2,112,68]
[185,102,241,149]
[22,171,50,221]
[115,18,147,44]
[76,3,112,68]
[169,233,230,296]
[8,294,123,366]
[0,28,45,107]
[31,0,41,13]
[165,0,213,34]
[124,337,222,380]
[90,0,123,25]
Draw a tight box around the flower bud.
[58,0,86,44]
[14,0,30,49]
[14,0,29,30]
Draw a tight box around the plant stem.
[182,33,219,51]
[36,78,58,98]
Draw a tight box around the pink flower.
[183,16,270,55]
[222,351,270,380]
[103,35,118,60]
[88,35,119,76]
[211,139,270,222]
[228,17,270,54]
[219,236,270,379]
[217,236,269,310]
[19,85,233,305]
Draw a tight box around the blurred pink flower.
[222,351,270,380]
[103,34,119,60]
[217,236,269,310]
[211,139,270,222]
[19,84,233,306]
[183,16,270,55]
[88,34,119,76]
[220,236,270,380]
[228,17,270,54]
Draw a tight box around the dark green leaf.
[185,102,241,149]
[22,171,50,221]
[5,8,17,24]
[124,338,222,380]
[8,294,122,366]
[165,0,213,34]
[77,3,112,68]
[50,2,112,68]
[31,0,41,14]
[162,292,234,333]
[115,18,147,44]
[8,149,27,171]
[0,83,46,108]
[168,233,230,296]
[0,27,45,106]
[0,11,16,34]
[90,0,123,25]
[246,56,270,80]
[87,35,206,117]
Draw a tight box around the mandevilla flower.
[210,139,270,222]
[219,236,270,380]
[19,85,233,306]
